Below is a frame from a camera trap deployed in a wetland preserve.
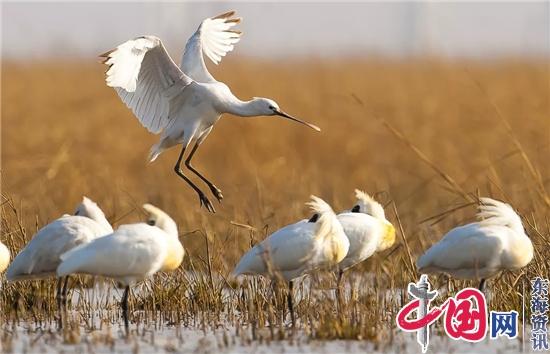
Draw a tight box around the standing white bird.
[100,11,321,213]
[6,197,113,309]
[233,196,349,326]
[336,190,396,300]
[416,197,533,291]
[57,204,184,336]
[0,241,10,274]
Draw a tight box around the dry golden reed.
[1,58,549,341]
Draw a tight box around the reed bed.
[1,58,548,348]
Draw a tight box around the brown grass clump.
[1,58,549,344]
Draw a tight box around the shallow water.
[2,322,530,354]
[0,277,529,353]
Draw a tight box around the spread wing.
[180,11,242,83]
[101,36,194,134]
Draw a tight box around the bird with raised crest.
[336,190,396,302]
[6,197,113,313]
[416,197,533,292]
[100,11,320,213]
[57,204,184,337]
[233,196,348,327]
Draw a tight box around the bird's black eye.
[351,205,360,213]
[147,219,155,226]
[74,210,80,216]
[268,105,275,110]
[308,213,320,223]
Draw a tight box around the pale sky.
[2,1,549,60]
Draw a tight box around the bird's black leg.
[478,278,486,292]
[336,269,344,310]
[56,278,63,329]
[184,140,223,203]
[174,144,216,213]
[121,285,130,337]
[56,278,63,310]
[287,281,295,327]
[61,276,69,308]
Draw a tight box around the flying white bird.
[233,196,349,326]
[0,241,10,274]
[417,197,533,291]
[57,204,184,336]
[6,197,113,309]
[100,11,321,213]
[336,190,396,300]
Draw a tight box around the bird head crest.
[354,189,386,220]
[143,204,178,237]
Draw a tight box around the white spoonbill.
[6,197,113,308]
[417,197,533,291]
[0,241,10,274]
[233,196,348,326]
[57,204,184,336]
[100,11,320,213]
[336,190,396,298]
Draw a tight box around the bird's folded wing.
[180,11,242,83]
[416,224,503,271]
[101,36,193,134]
[58,229,166,278]
[235,221,317,275]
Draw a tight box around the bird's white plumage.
[0,241,10,273]
[101,11,319,169]
[233,196,349,281]
[337,214,388,270]
[417,197,533,280]
[6,197,113,281]
[337,190,396,270]
[181,11,242,82]
[57,204,184,286]
[103,36,193,135]
[353,189,386,220]
[57,224,166,286]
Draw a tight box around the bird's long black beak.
[274,109,321,132]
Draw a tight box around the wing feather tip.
[226,18,242,24]
[212,10,236,20]
[225,29,243,35]
[98,49,115,58]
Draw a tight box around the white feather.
[233,196,348,281]
[6,197,113,281]
[102,36,194,135]
[417,197,533,280]
[57,204,183,287]
[57,224,167,286]
[0,241,10,274]
[337,191,395,271]
[100,11,320,192]
[181,11,242,83]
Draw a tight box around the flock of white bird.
[0,10,535,335]
[0,192,533,332]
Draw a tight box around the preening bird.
[100,11,321,213]
[57,204,184,336]
[233,196,348,326]
[0,241,10,274]
[336,190,395,299]
[416,197,533,291]
[6,197,113,309]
